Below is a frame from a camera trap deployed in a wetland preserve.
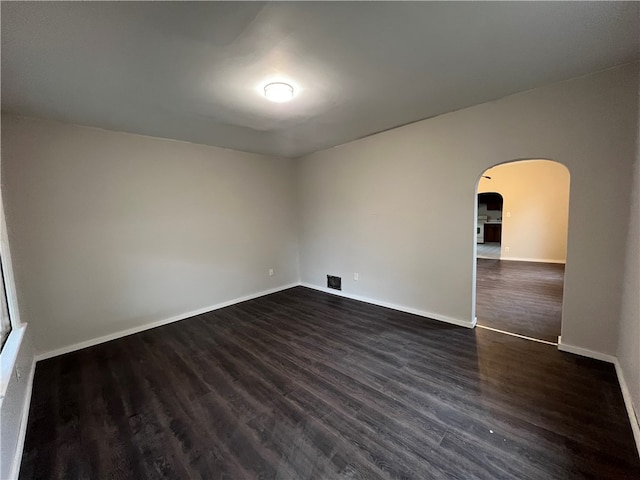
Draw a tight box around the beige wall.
[297,63,639,356]
[1,66,638,364]
[1,115,300,355]
[478,160,570,263]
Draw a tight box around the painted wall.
[617,93,640,444]
[478,160,570,263]
[1,115,299,355]
[297,63,639,356]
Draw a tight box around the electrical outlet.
[354,273,359,281]
[505,246,510,253]
[269,268,274,277]
[506,212,511,218]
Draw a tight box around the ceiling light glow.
[264,82,294,102]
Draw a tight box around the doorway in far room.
[477,192,503,260]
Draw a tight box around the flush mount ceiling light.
[264,82,294,103]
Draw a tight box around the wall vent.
[327,275,342,291]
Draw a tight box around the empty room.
[1,2,639,479]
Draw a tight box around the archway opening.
[473,159,570,344]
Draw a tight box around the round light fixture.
[264,82,294,102]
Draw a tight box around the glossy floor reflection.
[476,258,564,343]
[20,287,639,479]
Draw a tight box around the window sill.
[0,324,26,401]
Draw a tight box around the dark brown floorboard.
[20,286,639,479]
[476,259,564,342]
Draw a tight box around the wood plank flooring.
[476,259,564,343]
[20,286,639,479]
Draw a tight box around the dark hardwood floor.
[20,287,639,479]
[476,258,564,343]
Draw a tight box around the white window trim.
[0,325,26,400]
[0,193,25,400]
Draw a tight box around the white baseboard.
[36,283,299,361]
[9,356,36,480]
[557,336,616,363]
[614,359,640,457]
[300,282,476,328]
[499,256,566,264]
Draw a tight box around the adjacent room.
[475,160,570,344]
[1,2,639,479]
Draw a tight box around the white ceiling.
[2,2,639,158]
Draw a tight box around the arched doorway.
[473,159,570,344]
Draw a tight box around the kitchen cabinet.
[484,223,502,243]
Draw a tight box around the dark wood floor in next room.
[476,258,565,343]
[20,287,639,479]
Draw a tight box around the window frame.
[0,192,25,400]
[0,258,12,350]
